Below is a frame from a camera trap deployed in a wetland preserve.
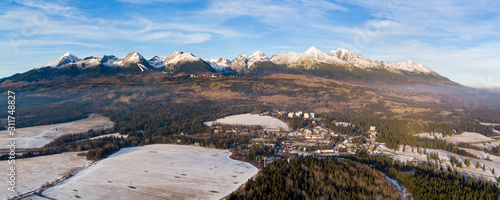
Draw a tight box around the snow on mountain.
[204,58,231,71]
[137,64,147,72]
[303,47,344,64]
[329,49,380,69]
[270,47,433,74]
[112,52,153,72]
[246,51,269,67]
[271,47,345,67]
[391,60,433,74]
[100,55,120,67]
[148,56,166,69]
[38,52,81,69]
[226,51,270,72]
[114,52,141,66]
[163,51,201,65]
[328,48,433,74]
[75,56,101,68]
[33,48,435,75]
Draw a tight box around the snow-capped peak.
[163,51,201,65]
[204,58,231,71]
[304,46,323,56]
[148,56,166,68]
[122,52,143,63]
[247,50,269,67]
[39,52,81,69]
[328,48,378,69]
[394,60,433,74]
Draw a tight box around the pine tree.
[483,164,486,171]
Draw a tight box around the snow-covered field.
[471,141,500,150]
[444,132,494,144]
[415,132,444,139]
[205,113,289,131]
[0,152,90,199]
[0,115,114,149]
[416,132,494,144]
[43,144,258,200]
[386,145,500,183]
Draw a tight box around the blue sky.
[1,0,500,88]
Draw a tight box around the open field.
[0,152,90,199]
[384,145,500,184]
[471,141,500,150]
[416,131,500,150]
[42,144,258,200]
[416,132,494,144]
[205,113,289,131]
[0,115,114,149]
[443,132,495,144]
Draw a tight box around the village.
[207,111,500,188]
[208,111,400,165]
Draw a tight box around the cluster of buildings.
[285,126,337,140]
[286,111,315,119]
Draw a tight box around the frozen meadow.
[0,115,114,149]
[205,113,289,131]
[43,144,258,200]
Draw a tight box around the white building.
[310,113,315,119]
[304,113,310,119]
[288,112,295,118]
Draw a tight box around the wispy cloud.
[1,0,500,87]
[117,0,190,4]
[202,0,348,31]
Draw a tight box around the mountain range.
[2,47,458,86]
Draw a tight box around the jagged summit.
[30,47,441,79]
[204,58,231,71]
[39,52,81,69]
[164,51,201,65]
[148,56,165,69]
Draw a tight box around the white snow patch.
[148,56,166,68]
[391,145,500,184]
[164,51,201,65]
[205,113,289,131]
[415,132,444,139]
[137,63,147,72]
[37,52,81,69]
[271,47,346,66]
[0,152,90,199]
[0,116,114,149]
[444,132,494,144]
[43,144,258,200]
[205,58,231,71]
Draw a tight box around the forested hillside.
[229,157,400,200]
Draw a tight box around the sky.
[0,0,499,88]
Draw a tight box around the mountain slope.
[2,48,459,87]
[163,51,215,74]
